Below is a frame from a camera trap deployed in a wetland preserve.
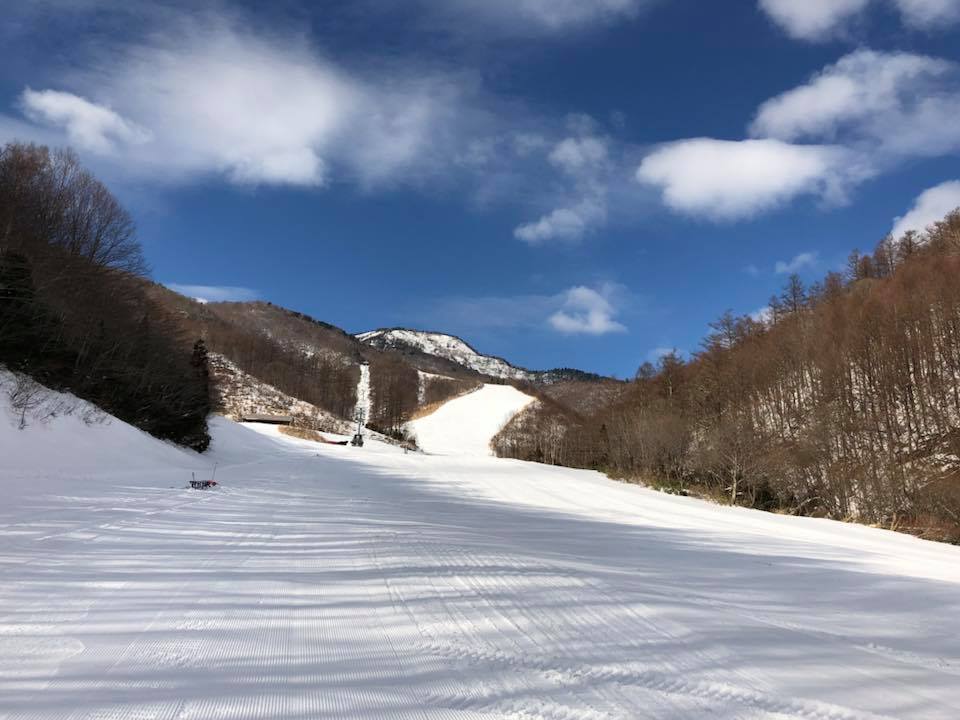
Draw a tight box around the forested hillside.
[146,289,483,437]
[0,143,210,449]
[144,289,363,421]
[495,214,960,542]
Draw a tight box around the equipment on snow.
[189,463,219,489]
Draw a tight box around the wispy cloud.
[513,120,615,244]
[759,0,960,41]
[515,198,607,244]
[775,251,819,274]
[415,0,654,36]
[165,283,260,303]
[4,17,471,188]
[21,88,151,153]
[1,11,640,249]
[417,282,631,337]
[757,0,871,41]
[891,180,960,237]
[750,50,960,159]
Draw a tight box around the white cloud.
[897,0,960,27]
[20,88,151,153]
[891,180,960,238]
[514,128,614,244]
[549,284,626,335]
[758,0,870,41]
[433,0,648,34]
[639,50,960,221]
[11,20,463,187]
[759,0,960,40]
[512,132,549,157]
[514,198,607,244]
[750,306,774,324]
[548,136,609,175]
[775,251,819,274]
[166,283,260,303]
[415,283,631,337]
[636,138,852,220]
[750,50,954,150]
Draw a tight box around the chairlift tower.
[352,408,365,447]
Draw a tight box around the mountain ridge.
[356,326,609,384]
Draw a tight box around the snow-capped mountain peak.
[356,328,534,381]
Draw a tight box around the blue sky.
[3,0,960,377]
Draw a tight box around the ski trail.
[355,362,371,427]
[408,384,534,456]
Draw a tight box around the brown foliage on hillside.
[145,289,360,421]
[0,143,210,449]
[496,213,960,541]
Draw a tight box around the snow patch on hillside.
[0,370,203,510]
[407,384,536,456]
[416,369,446,403]
[210,353,352,434]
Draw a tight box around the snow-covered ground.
[2,384,960,719]
[408,384,535,456]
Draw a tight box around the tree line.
[0,143,210,449]
[495,213,960,542]
[199,302,360,421]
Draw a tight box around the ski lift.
[351,409,365,447]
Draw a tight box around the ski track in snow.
[2,391,960,719]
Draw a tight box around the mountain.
[357,328,534,381]
[356,328,609,384]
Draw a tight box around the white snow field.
[2,385,960,719]
[409,384,535,456]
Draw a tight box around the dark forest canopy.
[0,142,210,450]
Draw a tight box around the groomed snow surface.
[2,381,960,719]
[409,384,535,457]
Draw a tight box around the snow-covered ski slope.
[408,384,535,456]
[2,388,960,719]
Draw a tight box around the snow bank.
[0,371,204,480]
[0,372,204,513]
[408,383,535,456]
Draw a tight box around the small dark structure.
[189,465,219,490]
[351,411,365,447]
[190,479,217,489]
[242,414,293,425]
